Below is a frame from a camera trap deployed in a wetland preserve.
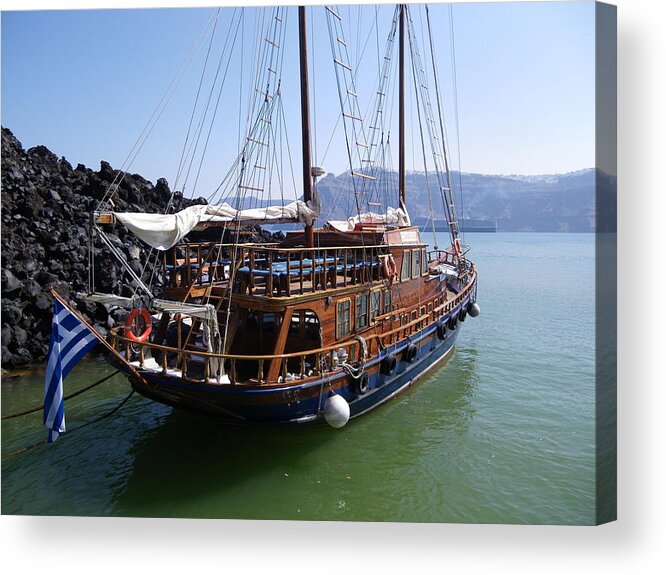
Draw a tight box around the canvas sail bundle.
[114,199,320,251]
[326,206,411,232]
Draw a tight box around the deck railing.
[111,271,476,385]
[163,242,388,297]
[162,242,279,291]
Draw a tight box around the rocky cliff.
[0,127,277,369]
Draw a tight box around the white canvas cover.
[84,293,218,325]
[326,206,411,232]
[114,200,319,251]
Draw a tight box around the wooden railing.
[163,241,388,297]
[427,248,476,275]
[428,249,458,266]
[111,271,476,385]
[162,242,279,290]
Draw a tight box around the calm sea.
[1,233,597,524]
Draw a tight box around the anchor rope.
[2,390,135,460]
[1,370,121,420]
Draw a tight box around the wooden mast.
[398,4,406,211]
[299,6,314,248]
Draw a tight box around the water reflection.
[330,346,479,522]
[112,346,478,520]
[113,409,340,517]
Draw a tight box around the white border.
[2,0,665,574]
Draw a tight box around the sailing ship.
[68,4,479,428]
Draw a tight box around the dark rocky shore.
[1,127,278,369]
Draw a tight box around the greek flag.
[44,297,100,442]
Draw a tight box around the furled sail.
[326,206,411,232]
[114,200,319,250]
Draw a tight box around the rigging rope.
[448,4,466,246]
[424,5,462,253]
[408,36,439,250]
[172,9,221,194]
[189,9,244,199]
[97,9,223,303]
[99,9,220,209]
[179,8,242,200]
[325,5,367,219]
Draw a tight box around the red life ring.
[125,307,152,342]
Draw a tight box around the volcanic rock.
[1,126,283,368]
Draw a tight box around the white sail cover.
[114,200,319,250]
[326,206,411,232]
[84,293,219,324]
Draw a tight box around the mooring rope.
[1,370,121,420]
[2,389,135,460]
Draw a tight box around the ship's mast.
[398,4,406,212]
[298,5,314,248]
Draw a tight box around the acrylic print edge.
[594,0,617,526]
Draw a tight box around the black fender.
[380,353,397,375]
[404,343,418,363]
[355,371,370,395]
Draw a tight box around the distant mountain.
[215,167,614,233]
[311,168,614,233]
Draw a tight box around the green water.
[1,233,598,524]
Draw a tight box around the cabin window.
[401,251,411,281]
[337,299,351,339]
[370,290,382,322]
[289,310,321,341]
[412,250,421,279]
[427,303,433,314]
[356,293,369,330]
[384,290,392,314]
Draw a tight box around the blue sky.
[1,1,596,199]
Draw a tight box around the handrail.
[163,241,391,297]
[161,241,456,299]
[112,270,476,363]
[252,244,393,253]
[372,306,408,323]
[172,241,279,249]
[111,273,476,385]
[171,241,391,254]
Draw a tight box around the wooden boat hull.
[108,302,466,425]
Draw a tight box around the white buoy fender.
[469,302,480,318]
[324,393,350,428]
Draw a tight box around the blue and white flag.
[44,297,100,443]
